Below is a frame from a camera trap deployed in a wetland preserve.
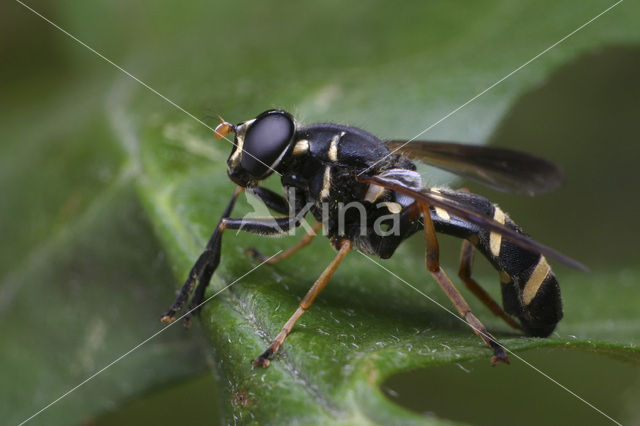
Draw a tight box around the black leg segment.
[161,186,244,323]
[161,187,305,324]
[248,186,290,215]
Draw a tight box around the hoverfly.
[161,109,585,366]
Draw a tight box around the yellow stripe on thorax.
[292,139,309,155]
[320,166,331,200]
[328,132,344,162]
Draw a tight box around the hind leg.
[458,240,522,331]
[419,203,509,365]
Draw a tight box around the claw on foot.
[490,352,510,366]
[252,357,270,368]
[252,348,274,368]
[160,314,175,324]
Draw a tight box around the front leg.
[248,186,291,215]
[162,186,244,323]
[162,199,303,324]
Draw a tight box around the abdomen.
[430,188,563,337]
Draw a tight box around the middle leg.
[163,214,301,324]
[247,221,322,265]
[252,239,352,367]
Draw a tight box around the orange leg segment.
[458,240,522,331]
[252,239,352,367]
[419,203,509,365]
[247,222,322,265]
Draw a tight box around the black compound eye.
[241,110,295,178]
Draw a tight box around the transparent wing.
[384,140,564,195]
[358,174,587,271]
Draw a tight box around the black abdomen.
[431,188,563,336]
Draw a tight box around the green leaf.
[0,87,213,424]
[4,0,640,424]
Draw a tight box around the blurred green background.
[2,1,639,425]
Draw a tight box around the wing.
[384,140,564,195]
[357,174,587,271]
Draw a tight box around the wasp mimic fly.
[161,109,586,366]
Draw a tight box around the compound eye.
[241,111,295,178]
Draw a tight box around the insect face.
[227,110,296,186]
